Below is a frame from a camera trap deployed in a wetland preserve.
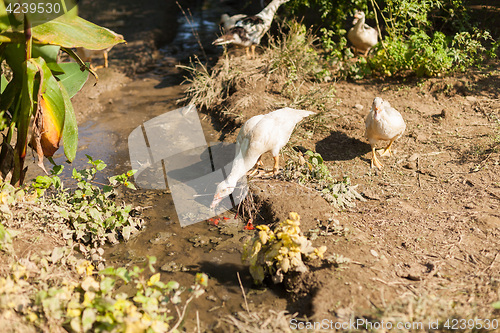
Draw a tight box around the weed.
[0,254,207,333]
[242,212,326,284]
[177,54,242,110]
[281,150,365,208]
[32,156,142,248]
[1,155,143,255]
[265,21,330,82]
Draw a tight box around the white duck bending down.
[213,0,290,58]
[347,11,378,57]
[210,107,315,208]
[365,97,406,170]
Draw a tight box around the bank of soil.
[202,52,500,326]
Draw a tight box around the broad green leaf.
[32,15,125,49]
[98,267,115,276]
[32,44,60,64]
[32,44,59,62]
[31,57,65,132]
[29,57,65,159]
[16,60,37,159]
[55,62,88,98]
[0,0,9,31]
[0,31,23,43]
[0,74,8,94]
[99,277,115,294]
[59,83,78,162]
[45,61,64,74]
[148,273,161,286]
[3,42,24,74]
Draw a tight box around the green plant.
[63,257,208,332]
[242,212,326,284]
[0,0,124,185]
[282,150,365,208]
[285,0,495,78]
[265,21,330,82]
[32,156,141,247]
[0,254,208,333]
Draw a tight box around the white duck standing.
[347,11,378,57]
[213,0,290,58]
[210,107,315,208]
[365,97,406,169]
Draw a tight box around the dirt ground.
[3,0,499,331]
[202,53,500,327]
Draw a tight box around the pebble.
[408,153,420,162]
[362,189,381,201]
[403,161,417,170]
[370,249,379,257]
[354,104,364,110]
[465,96,477,103]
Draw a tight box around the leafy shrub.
[281,150,365,208]
[30,156,142,248]
[0,255,207,333]
[285,0,496,78]
[0,1,124,185]
[242,212,326,284]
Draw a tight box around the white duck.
[347,11,378,57]
[365,97,406,169]
[210,107,315,208]
[213,0,290,58]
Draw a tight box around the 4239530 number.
[444,318,498,330]
[5,2,61,14]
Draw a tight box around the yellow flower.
[26,311,38,322]
[141,312,152,326]
[258,230,269,244]
[82,291,96,307]
[288,212,300,221]
[86,264,94,276]
[147,273,161,286]
[314,246,327,259]
[67,307,82,318]
[256,225,270,232]
[281,257,290,273]
[76,261,94,276]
